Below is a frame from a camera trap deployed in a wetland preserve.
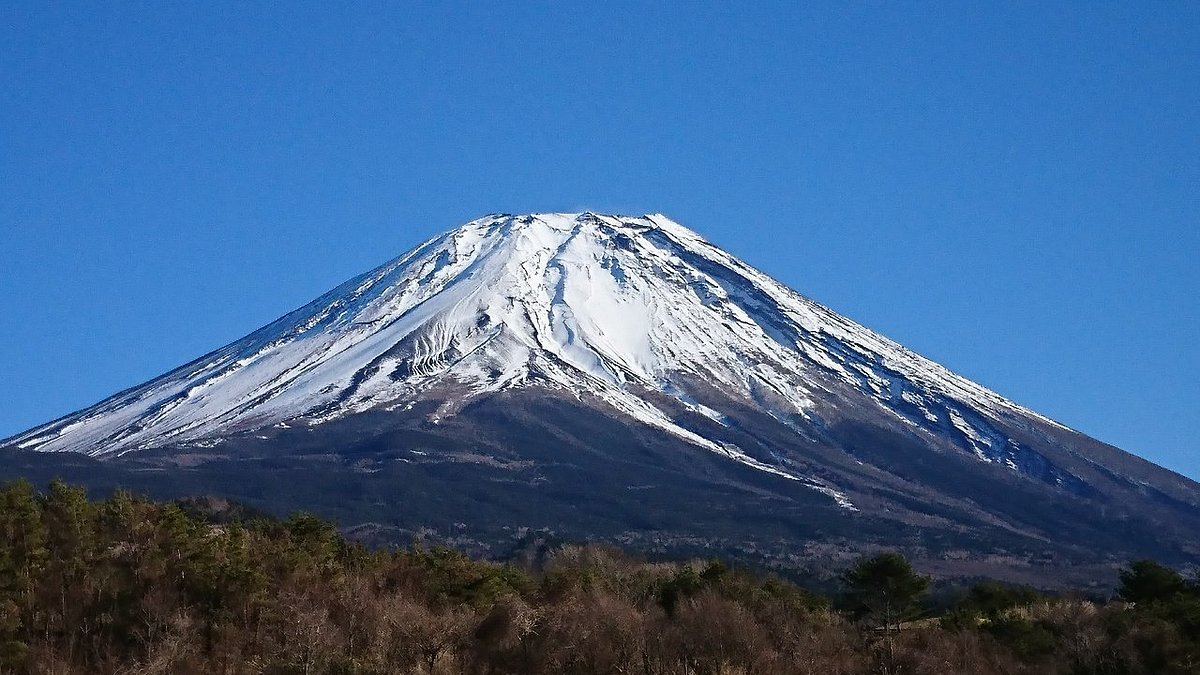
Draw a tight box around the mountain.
[5,213,1199,582]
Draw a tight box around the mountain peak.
[462,212,701,243]
[5,212,1052,479]
[8,211,1200,574]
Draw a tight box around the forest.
[0,479,1198,674]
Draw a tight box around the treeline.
[1,480,1199,674]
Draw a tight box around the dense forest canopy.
[0,479,1198,674]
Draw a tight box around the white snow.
[949,408,994,461]
[5,212,1067,509]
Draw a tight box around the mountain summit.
[6,213,1200,578]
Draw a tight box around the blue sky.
[2,3,1197,478]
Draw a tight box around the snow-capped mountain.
[6,213,1200,575]
[2,213,1052,460]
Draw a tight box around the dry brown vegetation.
[1,479,1198,674]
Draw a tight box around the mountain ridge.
[5,212,1199,575]
[4,213,1066,449]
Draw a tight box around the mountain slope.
[5,213,1199,575]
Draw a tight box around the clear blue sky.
[2,3,1197,478]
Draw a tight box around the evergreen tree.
[1119,559,1189,604]
[0,480,46,666]
[842,552,930,631]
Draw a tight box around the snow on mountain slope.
[5,213,1070,507]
